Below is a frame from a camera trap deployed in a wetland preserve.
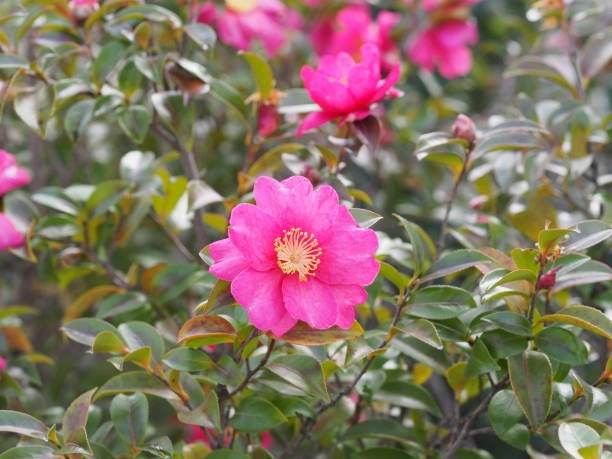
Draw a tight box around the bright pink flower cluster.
[0,150,31,252]
[298,43,400,135]
[408,0,481,79]
[198,0,301,57]
[209,176,379,337]
[310,4,400,73]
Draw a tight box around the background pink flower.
[209,176,379,337]
[408,18,478,78]
[198,0,302,57]
[309,4,400,72]
[0,149,31,196]
[0,357,6,371]
[0,213,26,251]
[298,43,400,135]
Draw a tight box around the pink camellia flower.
[0,150,31,196]
[297,43,400,136]
[209,176,379,337]
[310,4,400,72]
[422,0,481,12]
[0,356,6,371]
[408,18,478,79]
[0,213,26,251]
[198,0,302,57]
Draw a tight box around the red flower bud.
[538,266,562,289]
[301,164,320,186]
[452,113,476,144]
[257,103,281,138]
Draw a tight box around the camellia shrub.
[0,0,611,458]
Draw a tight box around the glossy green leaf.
[162,348,213,372]
[393,319,443,349]
[482,311,532,336]
[375,381,441,417]
[344,419,418,447]
[117,105,151,144]
[422,249,492,282]
[465,338,500,378]
[558,422,601,459]
[241,52,275,99]
[349,208,383,228]
[229,397,287,433]
[176,390,220,430]
[535,327,589,365]
[265,354,329,402]
[183,22,216,50]
[537,305,612,339]
[95,371,180,402]
[394,214,436,275]
[92,331,128,354]
[177,315,237,347]
[480,330,528,359]
[61,318,119,347]
[488,390,529,450]
[118,321,165,362]
[62,389,95,450]
[0,446,60,459]
[407,286,476,319]
[247,143,306,177]
[0,410,49,441]
[507,350,552,427]
[562,220,612,252]
[110,393,148,445]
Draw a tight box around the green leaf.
[118,321,165,362]
[0,446,59,459]
[558,422,601,459]
[241,52,275,99]
[95,371,181,402]
[118,60,142,98]
[62,318,119,347]
[62,389,96,450]
[344,419,417,447]
[209,78,249,121]
[64,99,94,142]
[375,381,441,417]
[392,336,449,373]
[488,390,530,450]
[265,354,329,402]
[117,105,151,143]
[32,188,79,215]
[176,390,220,430]
[538,228,575,255]
[407,286,476,320]
[84,180,127,218]
[505,55,580,99]
[37,215,80,240]
[95,292,149,319]
[507,350,552,427]
[229,397,287,433]
[92,331,127,354]
[162,348,212,372]
[354,447,417,459]
[247,143,306,177]
[0,410,49,441]
[580,27,612,83]
[562,220,612,252]
[206,450,249,459]
[482,311,532,336]
[551,260,612,294]
[279,321,363,346]
[0,55,28,70]
[349,208,383,228]
[113,5,182,28]
[183,23,216,50]
[464,338,500,378]
[379,262,410,291]
[393,319,443,349]
[537,305,612,339]
[177,315,237,347]
[110,393,148,446]
[480,330,528,359]
[422,249,492,282]
[394,215,436,275]
[535,326,589,365]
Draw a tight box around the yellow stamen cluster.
[274,228,322,281]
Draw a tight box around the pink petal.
[330,284,368,328]
[209,238,250,281]
[0,150,31,196]
[269,312,298,337]
[282,277,338,329]
[372,62,400,102]
[297,111,337,136]
[231,268,288,331]
[408,29,437,72]
[438,46,473,78]
[317,225,379,285]
[436,20,478,49]
[228,203,280,271]
[0,213,25,251]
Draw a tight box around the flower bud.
[538,266,562,289]
[452,114,476,144]
[257,103,281,138]
[301,164,320,186]
[0,356,6,372]
[69,0,99,24]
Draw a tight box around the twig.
[149,212,196,262]
[228,339,276,397]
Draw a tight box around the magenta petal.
[439,46,473,79]
[269,312,298,337]
[232,268,287,331]
[330,284,368,328]
[317,227,380,285]
[282,277,338,329]
[209,238,250,281]
[228,203,280,271]
[297,111,337,136]
[0,213,25,251]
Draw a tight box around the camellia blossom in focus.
[0,214,25,251]
[198,0,302,57]
[208,176,380,337]
[310,4,400,72]
[408,0,481,78]
[0,150,31,196]
[298,43,400,135]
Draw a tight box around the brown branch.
[228,339,276,397]
[149,212,196,262]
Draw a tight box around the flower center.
[274,228,322,281]
[225,0,258,13]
